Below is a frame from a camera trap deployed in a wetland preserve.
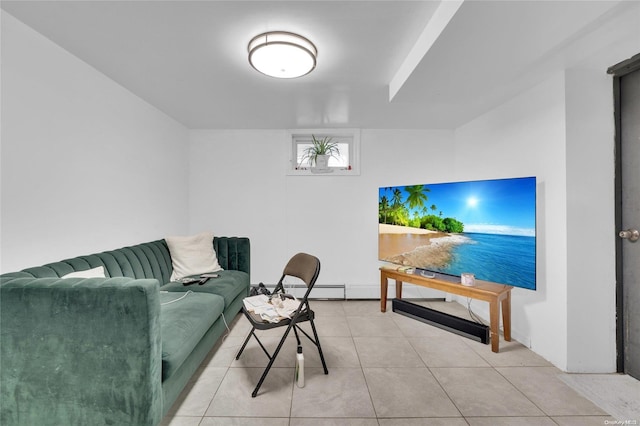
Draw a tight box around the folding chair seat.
[235,252,329,397]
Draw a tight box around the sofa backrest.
[1,236,250,284]
[2,240,173,284]
[214,236,250,275]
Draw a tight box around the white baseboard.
[345,283,447,299]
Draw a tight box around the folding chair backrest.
[282,253,320,289]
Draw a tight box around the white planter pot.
[314,154,330,170]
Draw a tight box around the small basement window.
[287,129,360,176]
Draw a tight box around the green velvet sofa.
[0,236,250,426]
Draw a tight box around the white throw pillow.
[166,231,223,281]
[62,266,106,279]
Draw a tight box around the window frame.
[286,128,361,176]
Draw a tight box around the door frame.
[607,53,640,373]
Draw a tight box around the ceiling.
[1,0,631,129]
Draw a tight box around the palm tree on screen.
[404,185,430,211]
[379,196,390,223]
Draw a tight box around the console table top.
[380,267,513,298]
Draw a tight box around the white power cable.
[161,290,193,305]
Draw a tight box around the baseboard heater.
[257,284,345,300]
[392,299,490,344]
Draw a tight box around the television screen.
[378,176,536,290]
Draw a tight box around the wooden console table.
[380,268,512,353]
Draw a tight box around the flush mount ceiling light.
[248,31,317,79]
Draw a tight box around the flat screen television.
[378,176,536,290]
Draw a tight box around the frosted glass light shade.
[248,32,317,79]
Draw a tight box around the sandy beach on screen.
[378,224,469,269]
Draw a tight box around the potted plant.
[300,135,340,170]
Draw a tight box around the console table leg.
[380,273,388,312]
[502,292,511,342]
[489,300,500,353]
[396,280,403,299]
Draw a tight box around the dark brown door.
[610,54,640,379]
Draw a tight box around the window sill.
[287,167,360,176]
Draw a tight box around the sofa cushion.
[166,231,224,281]
[160,270,249,310]
[159,291,224,380]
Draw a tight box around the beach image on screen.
[378,177,536,290]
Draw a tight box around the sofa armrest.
[0,277,163,426]
[214,237,250,277]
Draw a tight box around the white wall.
[455,73,569,369]
[564,66,617,373]
[0,12,190,272]
[189,128,454,295]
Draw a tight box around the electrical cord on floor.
[219,312,232,343]
[467,297,486,325]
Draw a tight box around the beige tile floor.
[161,300,618,426]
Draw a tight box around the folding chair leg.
[309,318,328,374]
[293,324,301,346]
[235,327,255,360]
[251,324,294,397]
